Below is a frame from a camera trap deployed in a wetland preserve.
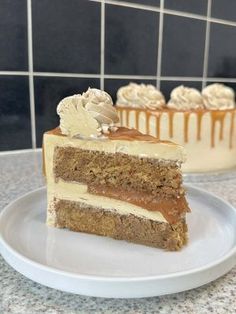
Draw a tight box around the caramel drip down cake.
[43,88,190,251]
[116,83,236,173]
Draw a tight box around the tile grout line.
[156,0,164,89]
[91,0,236,27]
[163,8,207,21]
[210,17,236,27]
[27,0,36,149]
[34,72,101,78]
[202,0,212,89]
[159,77,203,82]
[202,78,236,83]
[0,71,29,76]
[1,71,236,82]
[104,74,157,79]
[101,0,160,12]
[100,0,105,90]
[160,77,236,83]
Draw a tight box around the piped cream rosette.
[117,83,165,110]
[57,88,119,138]
[202,83,235,110]
[167,85,204,110]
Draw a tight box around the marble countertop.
[0,150,236,314]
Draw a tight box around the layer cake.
[43,88,190,250]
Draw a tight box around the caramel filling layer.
[88,185,190,224]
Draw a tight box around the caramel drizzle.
[126,109,130,126]
[211,111,226,148]
[168,111,174,138]
[197,112,204,141]
[146,112,151,135]
[230,111,235,149]
[116,106,236,148]
[155,113,161,139]
[118,108,123,125]
[184,112,190,143]
[135,110,140,129]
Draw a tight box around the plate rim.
[183,167,236,183]
[0,185,236,284]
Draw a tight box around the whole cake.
[43,88,190,251]
[116,83,236,173]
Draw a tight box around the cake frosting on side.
[43,88,190,250]
[116,83,236,172]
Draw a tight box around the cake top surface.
[45,127,186,162]
[55,88,182,146]
[46,126,177,145]
[44,88,186,162]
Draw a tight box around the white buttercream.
[82,88,119,124]
[202,83,235,110]
[57,94,100,137]
[57,88,119,137]
[117,83,165,109]
[43,131,186,163]
[167,85,204,110]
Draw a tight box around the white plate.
[0,186,236,298]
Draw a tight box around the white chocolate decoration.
[57,88,119,138]
[167,85,204,110]
[202,83,235,110]
[117,83,166,109]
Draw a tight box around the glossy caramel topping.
[107,127,174,143]
[45,126,176,145]
[45,127,64,136]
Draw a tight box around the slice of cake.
[43,88,190,250]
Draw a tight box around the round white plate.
[0,186,236,298]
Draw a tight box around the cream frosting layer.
[43,131,186,165]
[48,180,167,223]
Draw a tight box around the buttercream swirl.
[57,88,119,138]
[82,88,119,124]
[167,85,204,110]
[116,83,165,109]
[202,83,235,110]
